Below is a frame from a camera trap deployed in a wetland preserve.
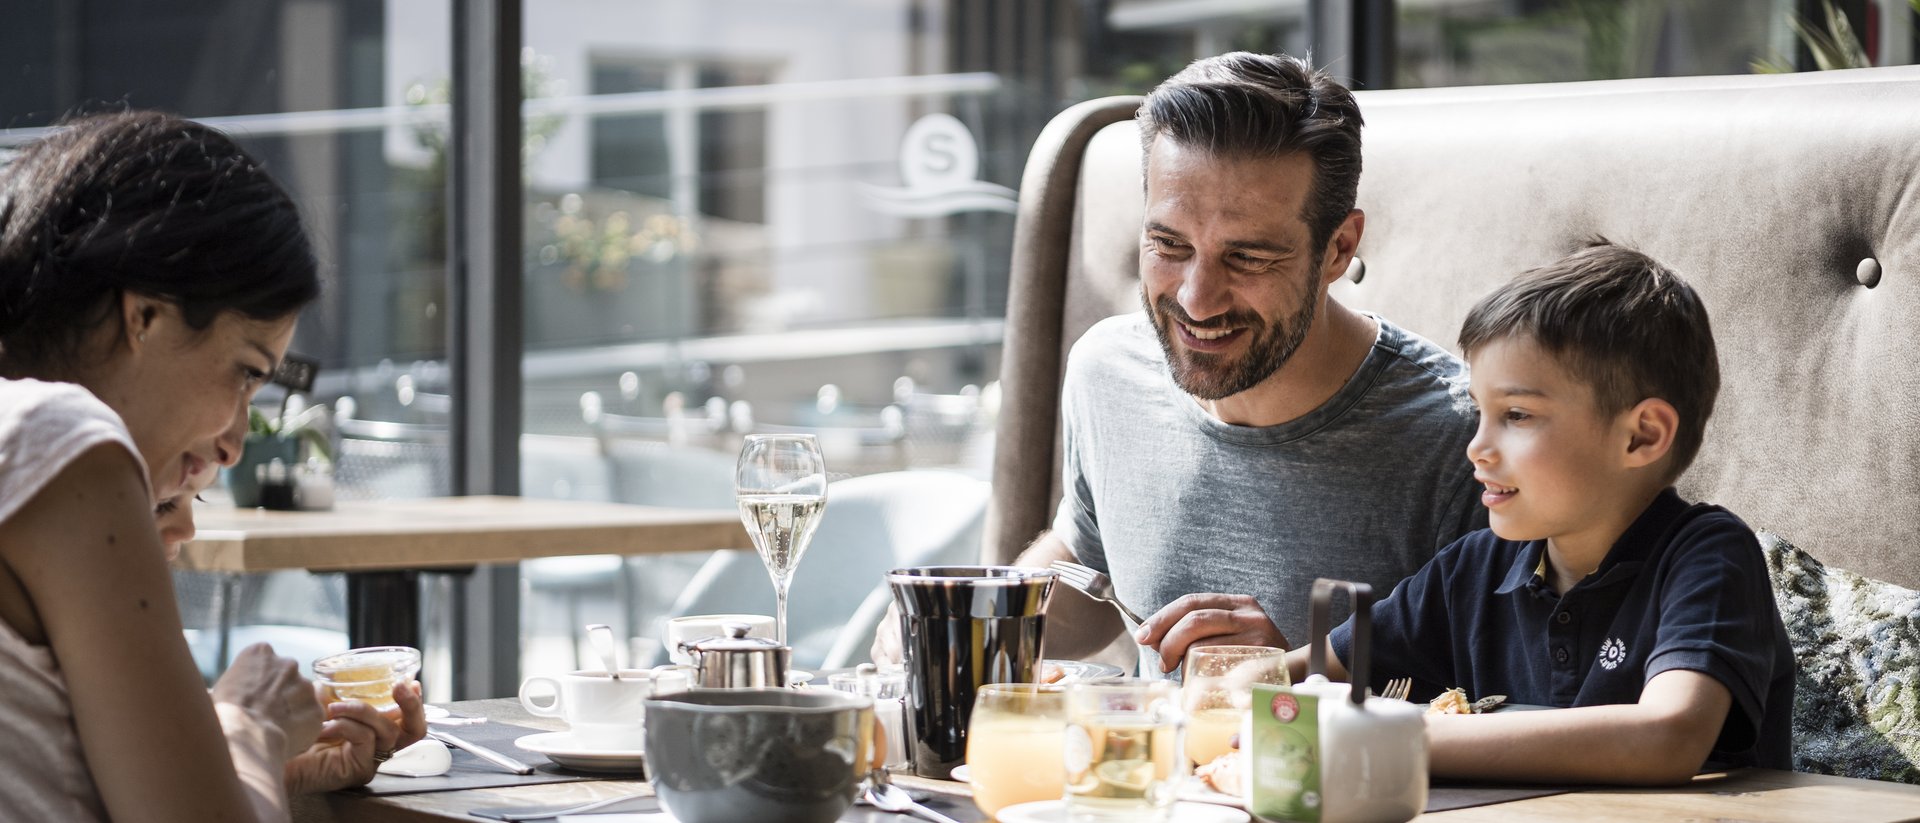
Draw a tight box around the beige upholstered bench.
[987,67,1920,781]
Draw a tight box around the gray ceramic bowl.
[643,689,874,823]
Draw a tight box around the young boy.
[1289,242,1794,784]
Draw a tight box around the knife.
[428,729,536,775]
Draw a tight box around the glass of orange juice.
[966,683,1067,820]
[1181,645,1287,769]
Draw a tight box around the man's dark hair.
[0,110,319,370]
[1137,52,1364,254]
[1458,241,1721,479]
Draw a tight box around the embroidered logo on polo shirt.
[1598,638,1628,670]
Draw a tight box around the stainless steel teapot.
[677,623,792,689]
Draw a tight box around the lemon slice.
[1095,758,1155,795]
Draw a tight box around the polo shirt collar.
[1496,542,1545,595]
[1493,487,1688,595]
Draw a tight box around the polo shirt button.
[1553,647,1570,664]
[1556,611,1572,625]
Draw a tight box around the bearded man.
[870,52,1483,670]
[1026,52,1486,670]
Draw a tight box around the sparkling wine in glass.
[734,433,827,645]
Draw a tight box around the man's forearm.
[1017,532,1126,660]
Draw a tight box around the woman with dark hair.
[0,111,423,821]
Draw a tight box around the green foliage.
[249,405,333,462]
[1753,0,1877,73]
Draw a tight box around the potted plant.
[231,404,333,508]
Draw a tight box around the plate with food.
[997,799,1248,823]
[1037,659,1126,683]
[1187,754,1247,807]
[1426,687,1519,714]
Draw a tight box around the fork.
[1378,677,1413,702]
[1049,561,1147,625]
[1048,561,1165,678]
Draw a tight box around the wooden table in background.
[297,699,1920,823]
[179,496,749,649]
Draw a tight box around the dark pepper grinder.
[257,457,298,511]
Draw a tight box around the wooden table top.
[291,697,981,823]
[1414,767,1920,821]
[294,698,1920,823]
[177,496,749,573]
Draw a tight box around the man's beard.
[1144,275,1320,401]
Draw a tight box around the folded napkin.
[377,739,452,778]
[353,721,609,796]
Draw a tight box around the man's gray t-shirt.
[1049,312,1485,647]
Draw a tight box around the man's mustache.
[1152,295,1263,332]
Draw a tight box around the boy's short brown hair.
[1458,241,1720,480]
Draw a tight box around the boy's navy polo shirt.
[1327,488,1795,770]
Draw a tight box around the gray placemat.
[1426,782,1576,812]
[353,721,627,796]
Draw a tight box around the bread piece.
[1196,752,1241,796]
[1427,687,1472,715]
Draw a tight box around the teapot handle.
[1307,578,1374,706]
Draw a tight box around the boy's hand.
[1136,593,1290,672]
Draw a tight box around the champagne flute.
[734,433,827,645]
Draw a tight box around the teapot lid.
[682,622,787,654]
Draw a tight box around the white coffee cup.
[518,668,689,749]
[664,613,776,666]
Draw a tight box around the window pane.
[509,0,1312,675]
[1396,0,1798,87]
[2,0,454,692]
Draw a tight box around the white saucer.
[950,764,972,783]
[997,800,1248,823]
[513,732,647,774]
[1179,780,1247,809]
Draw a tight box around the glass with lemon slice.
[1063,679,1183,822]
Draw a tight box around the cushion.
[1761,531,1920,783]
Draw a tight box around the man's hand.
[1136,593,1289,673]
[285,680,428,794]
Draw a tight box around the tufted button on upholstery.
[1857,257,1882,288]
[1345,256,1366,284]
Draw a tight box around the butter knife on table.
[427,728,536,775]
